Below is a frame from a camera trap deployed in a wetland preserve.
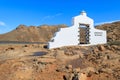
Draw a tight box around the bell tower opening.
[79,24,90,44]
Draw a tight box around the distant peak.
[16,25,27,30]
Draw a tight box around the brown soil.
[0,44,119,80]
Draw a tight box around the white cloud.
[0,21,6,26]
[41,13,63,22]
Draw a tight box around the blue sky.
[0,0,120,34]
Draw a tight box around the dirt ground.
[0,44,119,80]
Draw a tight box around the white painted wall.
[48,27,79,48]
[48,11,107,49]
[90,29,107,44]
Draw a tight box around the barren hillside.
[0,21,120,43]
[0,24,67,42]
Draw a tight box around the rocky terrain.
[0,21,119,80]
[0,43,119,80]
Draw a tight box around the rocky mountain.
[0,24,67,42]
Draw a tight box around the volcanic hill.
[0,24,67,42]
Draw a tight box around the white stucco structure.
[48,11,107,49]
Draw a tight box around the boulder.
[78,73,87,80]
[73,68,81,73]
[66,65,73,70]
[98,68,113,74]
[98,45,105,51]
[80,67,97,75]
[63,73,74,80]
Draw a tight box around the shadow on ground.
[32,51,47,56]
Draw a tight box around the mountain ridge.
[0,24,67,42]
[0,21,120,43]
